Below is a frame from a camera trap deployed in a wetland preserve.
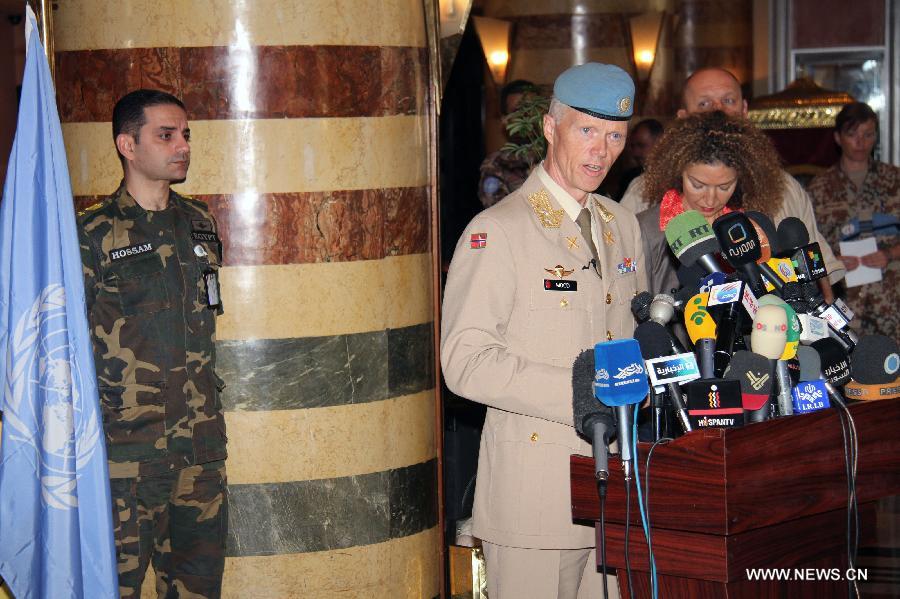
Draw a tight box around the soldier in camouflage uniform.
[77,90,227,599]
[807,102,900,342]
[478,80,538,209]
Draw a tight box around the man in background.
[478,79,539,209]
[620,67,843,299]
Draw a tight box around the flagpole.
[29,0,55,79]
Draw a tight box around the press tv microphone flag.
[845,335,900,401]
[664,210,724,274]
[594,339,650,480]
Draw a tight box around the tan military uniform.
[441,165,648,553]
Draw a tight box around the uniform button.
[560,298,569,308]
[607,330,613,341]
[606,293,612,305]
[530,432,539,442]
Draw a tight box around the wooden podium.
[570,399,900,598]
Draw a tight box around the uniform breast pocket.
[524,286,588,362]
[108,254,171,316]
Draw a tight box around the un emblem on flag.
[4,284,100,510]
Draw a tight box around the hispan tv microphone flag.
[0,8,118,598]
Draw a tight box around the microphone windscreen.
[851,334,900,384]
[684,291,717,343]
[724,350,773,410]
[713,212,763,267]
[758,295,801,360]
[665,210,720,267]
[776,217,810,253]
[750,304,788,359]
[594,339,649,406]
[747,211,779,258]
[811,338,851,386]
[796,346,822,381]
[634,321,672,360]
[631,291,652,322]
[572,349,607,437]
[649,294,676,324]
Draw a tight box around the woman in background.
[807,102,900,342]
[636,111,784,296]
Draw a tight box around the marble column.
[54,1,439,597]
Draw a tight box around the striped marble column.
[54,1,439,597]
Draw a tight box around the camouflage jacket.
[478,150,533,209]
[78,184,227,478]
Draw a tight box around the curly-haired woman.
[637,111,787,296]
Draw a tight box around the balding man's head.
[677,68,748,119]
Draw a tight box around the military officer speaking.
[78,90,227,599]
[441,64,648,598]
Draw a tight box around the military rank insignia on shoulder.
[77,200,105,217]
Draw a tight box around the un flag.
[0,7,118,599]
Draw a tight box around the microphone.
[751,304,788,360]
[630,291,653,323]
[850,334,899,385]
[796,346,822,382]
[634,322,694,434]
[712,212,766,297]
[649,294,688,353]
[665,210,724,274]
[810,338,852,407]
[777,217,828,282]
[684,291,716,344]
[724,350,774,422]
[707,281,747,378]
[573,350,615,482]
[845,335,900,401]
[757,296,801,416]
[684,378,744,428]
[594,339,651,480]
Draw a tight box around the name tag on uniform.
[544,279,577,292]
[109,242,153,262]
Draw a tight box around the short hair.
[547,97,571,123]
[112,89,186,145]
[680,67,742,108]
[642,110,784,215]
[835,101,878,134]
[500,79,537,115]
[633,118,664,138]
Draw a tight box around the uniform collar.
[111,181,180,219]
[536,163,586,224]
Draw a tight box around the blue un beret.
[553,63,635,121]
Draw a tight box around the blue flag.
[0,7,118,598]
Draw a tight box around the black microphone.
[850,335,900,385]
[634,322,693,433]
[811,338,852,406]
[776,217,828,282]
[707,281,747,377]
[712,212,766,297]
[724,350,774,422]
[649,293,688,353]
[747,211,787,293]
[630,291,653,323]
[572,350,615,482]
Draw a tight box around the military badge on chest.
[193,244,222,310]
[543,264,577,291]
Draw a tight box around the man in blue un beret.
[441,63,648,598]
